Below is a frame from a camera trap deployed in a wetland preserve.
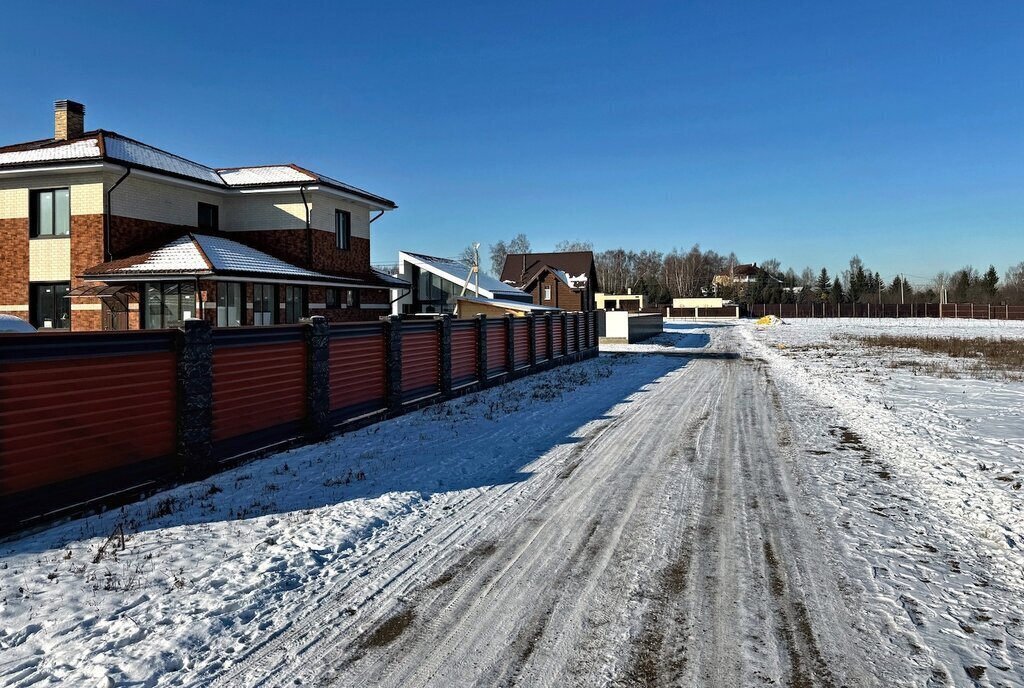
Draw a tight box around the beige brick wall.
[222,192,306,231]
[0,173,105,219]
[108,175,222,226]
[28,237,71,281]
[310,192,371,240]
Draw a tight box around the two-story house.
[500,251,598,311]
[0,100,405,331]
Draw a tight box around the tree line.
[465,235,1024,306]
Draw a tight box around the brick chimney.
[54,100,85,140]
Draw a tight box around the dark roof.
[0,130,397,209]
[500,251,595,286]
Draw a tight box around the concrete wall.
[600,311,663,343]
[672,297,725,308]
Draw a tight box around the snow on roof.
[400,251,528,299]
[217,165,316,186]
[0,132,395,207]
[114,235,211,273]
[105,135,224,185]
[0,138,101,166]
[193,234,326,278]
[455,295,562,312]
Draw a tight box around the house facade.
[712,263,782,293]
[0,100,404,331]
[390,251,532,316]
[499,251,597,311]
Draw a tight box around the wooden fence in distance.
[748,303,1024,320]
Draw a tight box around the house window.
[335,210,351,250]
[216,282,243,327]
[543,285,552,301]
[143,282,196,329]
[198,203,219,231]
[326,287,359,308]
[30,189,70,237]
[30,282,70,329]
[253,283,275,325]
[283,285,305,324]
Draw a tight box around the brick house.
[0,100,406,331]
[500,251,598,311]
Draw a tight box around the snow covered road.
[3,320,1024,687]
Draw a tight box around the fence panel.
[486,320,508,376]
[513,319,530,369]
[212,328,306,444]
[0,332,177,503]
[566,316,578,353]
[552,317,564,357]
[535,317,549,362]
[451,320,479,387]
[329,322,387,417]
[402,321,440,401]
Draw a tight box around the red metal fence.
[0,312,599,531]
[747,303,1024,320]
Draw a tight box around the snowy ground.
[2,319,1023,687]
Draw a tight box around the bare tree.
[554,240,594,253]
[1003,262,1024,304]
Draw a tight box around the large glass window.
[253,283,275,325]
[30,189,70,237]
[30,282,70,329]
[283,285,305,324]
[216,282,243,327]
[335,210,351,250]
[143,282,196,328]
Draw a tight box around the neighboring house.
[499,251,597,311]
[595,289,644,311]
[453,295,562,319]
[712,263,782,293]
[391,251,532,315]
[0,100,405,331]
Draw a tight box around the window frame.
[29,282,71,329]
[252,282,276,325]
[543,285,552,301]
[197,202,219,231]
[141,281,197,329]
[29,188,71,238]
[216,281,244,327]
[283,285,306,324]
[335,209,351,250]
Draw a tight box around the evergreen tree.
[830,277,844,304]
[981,265,999,302]
[815,268,831,301]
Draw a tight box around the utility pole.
[900,274,905,305]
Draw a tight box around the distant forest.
[467,234,1024,306]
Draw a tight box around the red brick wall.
[0,218,29,315]
[226,229,371,277]
[70,214,105,330]
[109,215,186,257]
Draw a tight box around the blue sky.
[3,1,1022,284]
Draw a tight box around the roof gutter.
[105,165,132,262]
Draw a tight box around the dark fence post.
[385,315,403,411]
[505,314,515,377]
[526,313,537,368]
[476,314,488,384]
[302,315,331,440]
[560,312,568,360]
[545,313,554,363]
[176,318,213,477]
[438,314,452,397]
